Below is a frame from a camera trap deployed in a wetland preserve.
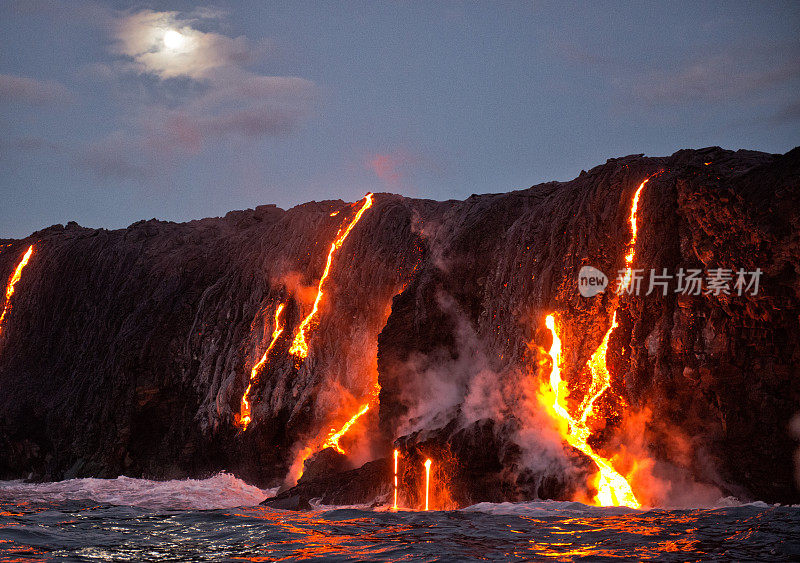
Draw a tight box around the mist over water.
[1,475,798,561]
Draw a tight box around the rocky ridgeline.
[1,147,798,507]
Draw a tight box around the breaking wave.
[461,497,782,517]
[0,472,274,510]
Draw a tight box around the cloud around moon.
[75,8,318,181]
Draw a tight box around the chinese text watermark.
[578,266,762,298]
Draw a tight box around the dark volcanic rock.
[263,457,391,509]
[1,147,798,506]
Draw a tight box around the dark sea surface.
[1,474,798,562]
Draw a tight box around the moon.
[163,29,186,50]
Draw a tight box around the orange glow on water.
[424,459,432,511]
[0,245,33,337]
[289,193,374,362]
[236,303,286,430]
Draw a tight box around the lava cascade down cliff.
[0,147,798,507]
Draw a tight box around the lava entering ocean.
[424,458,432,511]
[543,313,639,508]
[0,245,34,338]
[288,193,374,362]
[236,303,286,430]
[539,176,656,509]
[393,449,399,509]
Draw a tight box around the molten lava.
[320,380,380,454]
[292,383,380,484]
[578,311,618,424]
[618,177,651,293]
[393,449,399,510]
[322,402,371,454]
[539,177,656,509]
[544,314,640,508]
[236,303,286,429]
[0,245,34,337]
[289,400,371,483]
[289,193,374,362]
[424,459,432,511]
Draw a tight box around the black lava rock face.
[1,147,798,506]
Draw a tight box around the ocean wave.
[461,497,789,516]
[461,499,640,517]
[0,472,274,510]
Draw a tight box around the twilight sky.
[1,1,798,238]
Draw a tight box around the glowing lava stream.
[541,177,655,509]
[289,404,371,483]
[424,459,432,511]
[322,402,371,454]
[288,193,374,362]
[618,177,650,293]
[236,303,286,429]
[393,449,399,509]
[545,314,639,508]
[0,245,34,337]
[291,378,382,483]
[577,176,653,425]
[320,380,380,454]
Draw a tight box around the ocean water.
[1,474,799,562]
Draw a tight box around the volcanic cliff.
[1,147,798,507]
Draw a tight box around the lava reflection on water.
[0,492,796,562]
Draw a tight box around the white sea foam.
[462,497,786,516]
[0,472,275,510]
[461,500,639,517]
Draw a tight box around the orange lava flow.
[578,311,618,424]
[322,402,371,454]
[544,314,640,508]
[618,177,650,293]
[0,245,34,337]
[539,177,655,509]
[289,193,374,361]
[236,303,285,430]
[424,459,432,511]
[292,383,380,484]
[393,449,399,509]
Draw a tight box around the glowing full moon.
[163,29,185,50]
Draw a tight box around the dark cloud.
[0,74,72,106]
[196,105,303,137]
[70,8,318,181]
[76,135,151,181]
[76,101,311,180]
[625,53,800,106]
